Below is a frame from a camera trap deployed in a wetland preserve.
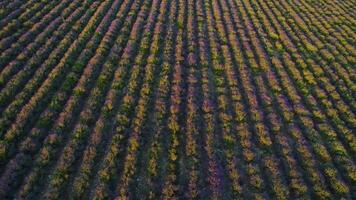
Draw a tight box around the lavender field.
[0,0,355,199]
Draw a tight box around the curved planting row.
[0,0,354,199]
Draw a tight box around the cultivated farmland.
[0,0,355,199]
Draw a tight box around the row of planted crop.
[258,0,353,162]
[0,0,123,198]
[266,0,356,156]
[259,0,355,185]
[179,0,206,198]
[206,0,354,198]
[161,0,193,199]
[0,0,69,64]
[0,0,97,136]
[296,0,356,61]
[211,0,298,199]
[283,0,356,115]
[200,1,249,198]
[0,1,97,91]
[272,0,352,112]
[0,0,90,115]
[246,0,352,195]
[307,0,356,44]
[88,0,167,199]
[0,0,114,168]
[0,0,57,40]
[2,0,103,195]
[191,0,270,199]
[250,0,356,130]
[18,0,151,198]
[252,0,352,197]
[39,0,144,198]
[0,0,44,33]
[0,0,101,170]
[67,0,159,198]
[239,0,354,198]
[60,0,154,196]
[0,6,107,189]
[206,1,255,198]
[228,0,334,198]
[0,0,353,198]
[0,0,34,20]
[108,0,172,198]
[136,1,178,198]
[270,0,356,122]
